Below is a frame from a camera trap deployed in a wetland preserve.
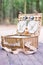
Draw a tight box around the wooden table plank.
[18,53,34,65]
[33,47,43,65]
[6,53,22,65]
[28,54,42,65]
[0,50,10,65]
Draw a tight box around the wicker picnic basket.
[1,13,42,54]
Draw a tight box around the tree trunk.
[24,0,26,14]
[36,0,41,13]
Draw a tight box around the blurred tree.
[3,0,12,18]
[24,0,26,14]
[39,0,43,12]
[0,0,3,23]
[36,0,41,12]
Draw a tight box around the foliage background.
[0,0,43,24]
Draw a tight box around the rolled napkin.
[13,49,23,54]
[2,47,12,52]
[25,41,37,54]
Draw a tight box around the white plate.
[28,21,39,33]
[17,21,26,33]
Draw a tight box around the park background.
[0,0,43,25]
